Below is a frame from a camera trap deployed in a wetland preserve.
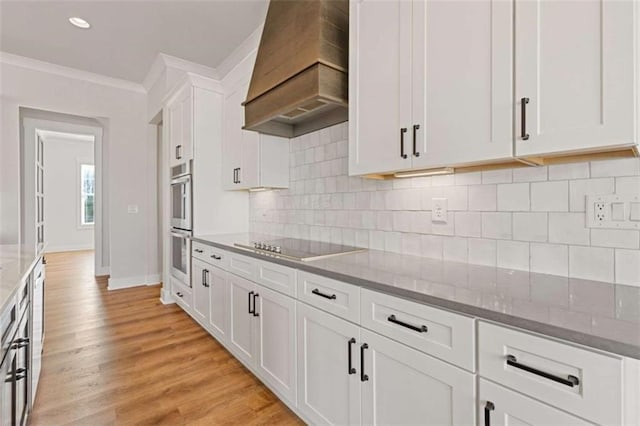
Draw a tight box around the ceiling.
[0,0,268,83]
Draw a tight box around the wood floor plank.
[30,250,302,425]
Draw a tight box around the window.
[80,164,95,226]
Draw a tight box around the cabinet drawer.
[360,289,475,371]
[192,242,227,268]
[254,259,296,297]
[226,252,256,280]
[297,271,360,323]
[171,278,193,311]
[478,321,622,425]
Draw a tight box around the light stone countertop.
[0,245,40,313]
[194,233,640,360]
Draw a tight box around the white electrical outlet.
[587,195,640,229]
[432,198,448,223]
[594,201,606,222]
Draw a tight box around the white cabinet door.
[412,0,513,168]
[168,99,183,167]
[240,122,260,189]
[254,285,297,405]
[361,329,475,426]
[208,265,229,344]
[479,379,592,426]
[514,0,635,157]
[349,0,412,176]
[191,258,210,326]
[228,274,257,367]
[222,82,246,190]
[168,86,193,167]
[296,302,361,425]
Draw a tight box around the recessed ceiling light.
[69,17,90,29]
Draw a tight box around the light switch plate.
[587,194,640,229]
[127,205,139,214]
[432,198,448,223]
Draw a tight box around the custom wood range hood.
[243,0,348,138]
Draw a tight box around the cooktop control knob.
[274,246,281,253]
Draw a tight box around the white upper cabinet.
[350,0,513,175]
[168,84,193,167]
[350,0,637,176]
[514,0,636,158]
[349,0,411,175]
[411,0,513,168]
[223,82,290,190]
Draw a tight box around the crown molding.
[0,51,146,93]
[216,23,263,81]
[143,53,220,92]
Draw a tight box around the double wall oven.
[170,162,192,286]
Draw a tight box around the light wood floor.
[30,250,302,425]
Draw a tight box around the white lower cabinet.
[191,258,211,327]
[254,286,297,405]
[227,272,298,406]
[296,302,362,425]
[296,301,475,426]
[208,265,229,344]
[479,379,591,426]
[361,329,475,426]
[228,273,257,366]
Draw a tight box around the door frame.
[21,118,105,275]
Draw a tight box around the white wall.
[0,53,158,285]
[43,136,94,252]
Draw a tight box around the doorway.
[21,114,106,276]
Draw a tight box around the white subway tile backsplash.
[531,181,568,211]
[482,212,512,239]
[531,243,568,276]
[591,158,640,177]
[468,239,497,266]
[482,169,512,184]
[513,212,548,242]
[615,249,640,287]
[443,186,468,211]
[548,213,590,245]
[616,176,640,195]
[469,185,497,211]
[250,123,640,285]
[455,171,482,185]
[455,212,482,237]
[497,240,530,271]
[568,178,615,212]
[443,237,468,262]
[497,183,530,211]
[548,162,590,180]
[591,229,639,249]
[513,166,547,182]
[421,235,443,259]
[569,246,614,282]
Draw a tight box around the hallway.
[30,250,301,425]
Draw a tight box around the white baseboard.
[159,288,174,304]
[107,274,162,291]
[45,244,94,253]
[146,274,162,285]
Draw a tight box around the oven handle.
[171,176,191,186]
[171,230,192,239]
